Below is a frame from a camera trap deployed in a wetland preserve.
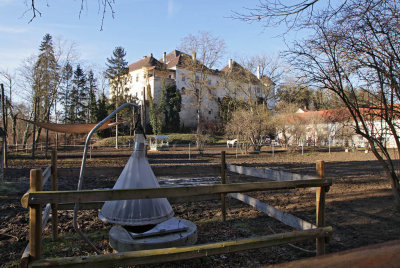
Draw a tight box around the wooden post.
[316,160,326,256]
[221,151,227,222]
[29,169,42,261]
[51,149,58,241]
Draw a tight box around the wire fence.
[6,141,365,162]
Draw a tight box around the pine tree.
[164,84,181,132]
[104,47,130,148]
[95,92,111,138]
[149,85,165,135]
[60,62,73,123]
[87,70,98,123]
[104,47,130,108]
[32,33,59,156]
[71,65,87,123]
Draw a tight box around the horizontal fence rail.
[227,164,319,181]
[29,227,332,268]
[229,193,316,231]
[21,179,332,208]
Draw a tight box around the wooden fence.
[20,150,58,268]
[20,151,332,267]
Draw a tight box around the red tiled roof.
[295,108,351,122]
[260,76,275,86]
[128,56,165,72]
[161,50,190,69]
[292,105,400,123]
[221,61,260,84]
[163,50,219,74]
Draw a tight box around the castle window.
[182,76,186,81]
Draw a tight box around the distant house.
[124,50,275,128]
[277,107,399,148]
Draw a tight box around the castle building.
[126,50,275,128]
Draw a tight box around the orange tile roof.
[293,105,400,123]
[128,56,165,72]
[221,60,260,84]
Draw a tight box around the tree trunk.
[1,84,7,168]
[35,127,42,144]
[196,95,201,150]
[45,129,49,159]
[388,170,400,209]
[32,97,38,158]
[11,114,17,145]
[22,123,32,150]
[115,113,119,149]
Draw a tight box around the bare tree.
[179,31,226,149]
[251,53,285,85]
[287,0,400,208]
[305,112,328,147]
[222,59,261,109]
[226,105,273,153]
[18,55,37,150]
[0,70,20,147]
[224,54,281,110]
[272,102,300,148]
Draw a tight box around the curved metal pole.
[73,102,139,253]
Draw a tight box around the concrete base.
[109,217,197,252]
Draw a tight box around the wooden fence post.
[51,149,58,241]
[316,160,326,256]
[221,151,227,222]
[29,169,42,261]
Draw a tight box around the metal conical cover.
[98,134,174,226]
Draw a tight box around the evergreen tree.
[71,65,87,123]
[95,92,111,138]
[149,85,165,135]
[104,47,130,148]
[104,47,130,108]
[60,62,73,123]
[32,33,59,156]
[164,84,181,132]
[217,96,247,125]
[87,70,98,123]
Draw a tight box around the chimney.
[257,64,261,79]
[149,53,153,58]
[228,58,233,69]
[163,52,166,63]
[192,52,196,62]
[143,56,147,59]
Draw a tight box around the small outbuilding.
[149,136,169,151]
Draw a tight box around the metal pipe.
[73,102,139,253]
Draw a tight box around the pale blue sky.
[0,1,299,71]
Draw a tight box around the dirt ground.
[1,145,400,267]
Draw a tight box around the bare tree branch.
[231,0,348,32]
[24,0,116,30]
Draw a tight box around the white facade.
[125,51,275,128]
[277,109,400,148]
